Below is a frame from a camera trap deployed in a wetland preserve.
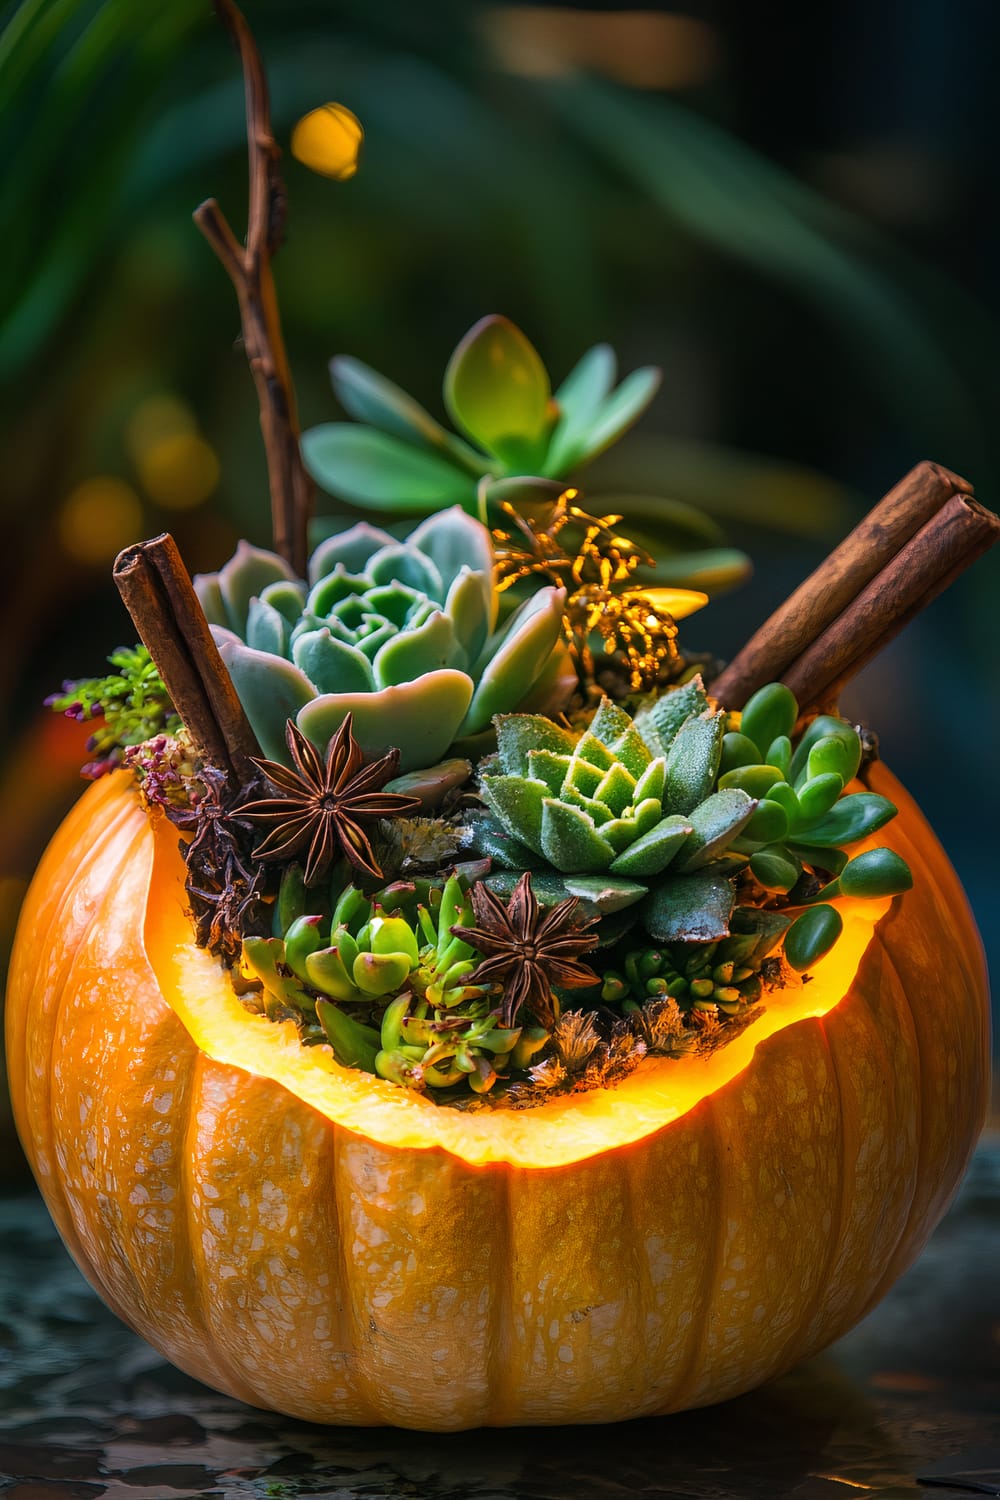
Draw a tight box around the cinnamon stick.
[780,493,1000,708]
[114,534,260,781]
[711,460,974,707]
[193,0,312,576]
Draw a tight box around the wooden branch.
[711,460,976,708]
[780,494,1000,708]
[194,0,312,577]
[114,534,260,781]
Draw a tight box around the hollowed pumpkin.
[5,763,989,1430]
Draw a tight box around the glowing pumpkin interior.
[145,798,892,1169]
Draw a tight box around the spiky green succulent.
[195,505,568,772]
[470,677,915,967]
[241,873,525,1095]
[469,680,766,940]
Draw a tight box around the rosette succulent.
[195,506,567,772]
[470,682,762,937]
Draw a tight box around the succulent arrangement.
[57,494,915,1104]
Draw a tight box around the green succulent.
[302,315,661,514]
[301,316,752,597]
[720,683,913,910]
[598,907,792,1018]
[469,680,760,940]
[195,505,568,772]
[470,677,915,975]
[241,873,525,1095]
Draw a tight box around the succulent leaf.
[641,872,736,943]
[443,315,553,468]
[302,424,477,512]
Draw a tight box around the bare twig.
[194,0,312,576]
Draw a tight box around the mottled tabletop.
[1,1138,998,1500]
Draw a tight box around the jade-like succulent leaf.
[292,628,375,695]
[789,715,862,786]
[444,568,492,670]
[259,580,308,626]
[749,847,801,893]
[608,815,693,877]
[796,792,897,848]
[460,587,564,735]
[330,354,458,452]
[296,670,474,774]
[303,424,477,512]
[546,343,617,473]
[796,772,845,822]
[308,523,395,584]
[740,796,790,845]
[573,365,661,466]
[409,506,497,599]
[784,904,843,972]
[208,541,298,638]
[443,315,552,468]
[641,871,736,944]
[662,711,724,816]
[215,634,315,764]
[246,598,289,657]
[372,610,465,687]
[740,682,798,759]
[540,798,617,872]
[366,543,444,599]
[495,713,577,776]
[673,788,756,871]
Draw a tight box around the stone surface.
[0,1138,997,1500]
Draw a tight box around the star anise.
[240,715,420,885]
[450,872,600,1030]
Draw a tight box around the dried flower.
[241,715,420,885]
[450,871,600,1029]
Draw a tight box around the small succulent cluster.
[240,870,580,1096]
[194,506,569,772]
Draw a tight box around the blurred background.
[2,0,998,1169]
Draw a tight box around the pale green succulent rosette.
[195,505,567,772]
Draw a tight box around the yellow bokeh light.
[291,103,363,181]
[59,477,143,565]
[137,433,220,510]
[125,394,196,459]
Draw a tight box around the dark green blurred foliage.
[1,0,998,1053]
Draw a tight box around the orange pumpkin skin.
[5,765,989,1430]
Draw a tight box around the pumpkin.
[5,762,988,1430]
